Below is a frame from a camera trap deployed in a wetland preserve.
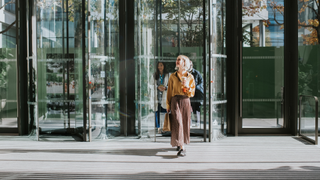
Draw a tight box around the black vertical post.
[178,0,180,55]
[28,0,34,133]
[18,0,29,135]
[237,0,242,135]
[226,0,240,136]
[66,0,70,125]
[66,1,69,53]
[119,0,136,135]
[62,0,66,128]
[62,0,65,54]
[203,0,207,142]
[159,0,162,57]
[157,0,161,131]
[126,0,135,135]
[155,0,159,131]
[104,0,108,133]
[250,24,253,47]
[284,0,298,135]
[82,0,87,141]
[208,0,212,142]
[220,1,225,133]
[119,0,127,135]
[155,0,158,57]
[16,0,19,133]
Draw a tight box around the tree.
[161,0,204,48]
[242,0,269,46]
[267,0,320,95]
[0,0,15,90]
[298,61,313,95]
[270,0,320,45]
[251,25,272,46]
[0,54,8,89]
[36,0,87,48]
[242,0,268,16]
[0,0,16,35]
[298,0,320,45]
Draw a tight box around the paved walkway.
[0,135,319,179]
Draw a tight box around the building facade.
[0,0,317,142]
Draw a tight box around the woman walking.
[153,62,170,133]
[166,55,195,156]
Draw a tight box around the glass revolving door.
[28,0,85,140]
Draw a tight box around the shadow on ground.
[292,136,314,145]
[0,147,180,159]
[0,166,320,179]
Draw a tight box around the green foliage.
[298,60,316,96]
[0,52,9,89]
[161,0,204,47]
[0,62,8,88]
[47,73,63,82]
[243,28,253,46]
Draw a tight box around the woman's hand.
[182,79,189,88]
[166,109,170,113]
[158,86,165,91]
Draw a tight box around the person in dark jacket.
[189,61,204,127]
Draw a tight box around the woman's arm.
[185,76,196,97]
[166,75,173,112]
[165,73,171,91]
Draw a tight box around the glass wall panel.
[135,0,227,141]
[88,0,120,140]
[26,0,226,140]
[178,0,205,135]
[134,0,157,139]
[297,0,320,133]
[210,0,227,139]
[29,0,85,139]
[0,0,18,129]
[300,96,318,142]
[135,0,207,140]
[242,0,284,128]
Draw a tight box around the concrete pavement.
[0,135,319,179]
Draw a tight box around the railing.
[299,95,318,145]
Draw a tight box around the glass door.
[135,0,227,141]
[134,0,156,140]
[0,0,18,133]
[87,0,120,141]
[240,0,285,133]
[28,0,86,140]
[209,0,227,140]
[135,0,208,141]
[297,0,320,137]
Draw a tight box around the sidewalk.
[0,135,319,179]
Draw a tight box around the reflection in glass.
[0,1,18,128]
[297,0,320,133]
[30,0,85,137]
[210,0,227,138]
[242,0,284,128]
[135,0,157,139]
[134,0,227,140]
[300,96,318,141]
[89,0,119,139]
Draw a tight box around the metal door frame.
[228,0,298,135]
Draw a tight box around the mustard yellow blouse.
[166,71,195,110]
